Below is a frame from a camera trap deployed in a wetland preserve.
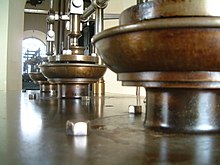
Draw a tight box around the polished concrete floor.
[0,91,220,165]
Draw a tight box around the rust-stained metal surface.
[120,0,220,25]
[1,91,220,164]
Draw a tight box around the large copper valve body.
[40,46,106,99]
[93,0,220,133]
[29,72,57,93]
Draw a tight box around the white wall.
[0,0,26,90]
[0,0,9,90]
[7,0,26,90]
[103,0,145,96]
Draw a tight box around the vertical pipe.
[95,8,104,35]
[94,8,104,65]
[57,0,62,54]
[70,14,81,46]
[61,0,66,50]
[136,86,141,106]
[47,0,55,55]
[66,35,70,50]
[93,7,105,96]
[46,23,54,55]
[46,41,54,55]
[50,0,54,9]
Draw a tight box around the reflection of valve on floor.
[128,86,142,114]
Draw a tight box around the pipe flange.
[47,78,100,84]
[118,72,220,89]
[48,55,98,63]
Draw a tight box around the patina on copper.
[93,0,220,133]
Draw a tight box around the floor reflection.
[194,136,215,164]
[1,91,220,164]
[28,94,105,124]
[20,100,42,138]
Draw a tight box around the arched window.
[22,38,46,74]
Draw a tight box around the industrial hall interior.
[1,0,220,164]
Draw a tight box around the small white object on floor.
[66,120,89,136]
[74,122,88,136]
[128,105,142,114]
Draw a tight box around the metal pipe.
[66,35,70,50]
[93,3,105,96]
[70,14,81,46]
[46,41,54,55]
[24,9,119,20]
[61,0,66,50]
[81,0,109,21]
[46,23,54,55]
[95,8,104,34]
[136,86,141,106]
[46,0,55,55]
[50,0,54,10]
[94,8,104,65]
[81,5,96,21]
[57,0,62,54]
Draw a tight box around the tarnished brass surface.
[118,72,220,89]
[93,1,220,133]
[48,54,98,63]
[40,84,57,93]
[119,72,220,133]
[93,78,105,96]
[145,88,220,133]
[29,72,47,84]
[120,0,220,25]
[57,84,89,98]
[29,72,57,92]
[93,17,220,73]
[40,63,106,80]
[69,46,85,55]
